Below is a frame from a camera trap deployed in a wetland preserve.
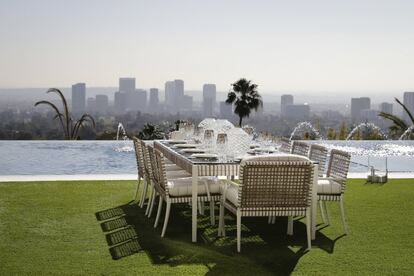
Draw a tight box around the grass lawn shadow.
[95,200,342,275]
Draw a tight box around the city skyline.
[1,0,413,95]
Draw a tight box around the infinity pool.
[0,140,413,178]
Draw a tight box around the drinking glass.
[203,129,214,150]
[216,133,228,162]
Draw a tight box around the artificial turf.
[0,179,413,275]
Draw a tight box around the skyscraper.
[165,81,175,107]
[403,92,414,122]
[351,97,371,122]
[281,94,293,117]
[119,78,136,93]
[164,79,185,113]
[380,102,393,114]
[149,88,159,111]
[95,94,109,114]
[203,84,216,117]
[72,83,86,115]
[86,97,96,113]
[114,91,127,114]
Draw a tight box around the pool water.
[0,140,413,177]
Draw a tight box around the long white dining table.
[154,140,319,243]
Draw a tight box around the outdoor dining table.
[154,140,319,243]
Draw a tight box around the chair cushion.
[219,180,240,207]
[166,170,191,179]
[165,164,182,171]
[317,178,342,194]
[167,177,220,197]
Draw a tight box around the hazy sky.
[0,0,413,95]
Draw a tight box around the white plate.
[191,153,218,159]
[175,143,198,148]
[166,140,187,144]
[182,148,206,153]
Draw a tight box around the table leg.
[192,166,198,242]
[311,164,318,240]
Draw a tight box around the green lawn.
[0,179,413,275]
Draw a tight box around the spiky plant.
[35,88,95,140]
[379,97,414,139]
[226,78,263,127]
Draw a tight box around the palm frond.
[378,112,408,130]
[47,88,71,137]
[395,97,414,125]
[34,100,68,138]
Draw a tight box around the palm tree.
[35,88,95,140]
[225,78,263,126]
[379,97,414,139]
[138,123,164,140]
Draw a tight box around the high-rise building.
[72,83,86,114]
[174,79,184,99]
[149,88,159,111]
[136,89,147,111]
[380,102,393,114]
[351,97,371,122]
[403,92,414,122]
[203,84,216,117]
[165,81,175,107]
[114,91,127,114]
[164,79,185,113]
[95,95,109,114]
[86,97,96,113]
[281,94,294,117]
[119,78,136,93]
[220,101,233,119]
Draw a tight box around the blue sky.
[0,0,413,95]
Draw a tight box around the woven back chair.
[153,148,221,237]
[291,141,310,156]
[308,144,328,177]
[133,137,146,204]
[279,138,292,153]
[326,149,351,193]
[317,149,351,234]
[219,154,315,252]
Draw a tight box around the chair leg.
[323,201,330,225]
[218,199,224,236]
[210,201,215,225]
[154,196,163,228]
[319,200,327,224]
[139,178,148,208]
[145,183,154,215]
[199,201,205,215]
[306,208,312,250]
[339,196,348,234]
[134,176,141,202]
[236,209,241,253]
[148,189,157,218]
[161,199,171,237]
[287,216,294,235]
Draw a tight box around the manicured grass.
[0,179,413,275]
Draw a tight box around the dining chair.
[317,149,351,234]
[291,141,310,156]
[132,138,146,205]
[308,144,328,177]
[139,139,191,218]
[278,138,292,153]
[218,154,315,252]
[150,147,221,237]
